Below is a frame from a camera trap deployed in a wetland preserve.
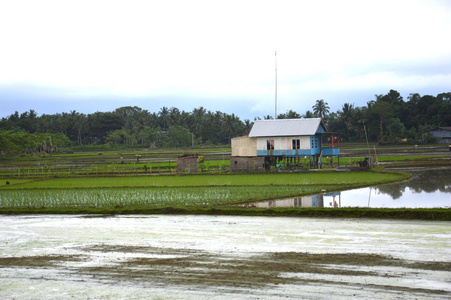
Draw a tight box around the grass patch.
[1,171,408,189]
[0,179,35,187]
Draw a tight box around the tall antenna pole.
[275,51,277,119]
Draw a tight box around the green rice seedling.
[7,172,406,189]
[0,185,327,208]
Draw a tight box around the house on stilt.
[230,118,340,172]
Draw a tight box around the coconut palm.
[158,106,170,129]
[339,103,354,141]
[312,99,330,117]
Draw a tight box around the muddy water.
[256,169,451,208]
[1,215,450,299]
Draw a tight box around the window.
[266,140,274,150]
[311,136,318,149]
[292,139,300,149]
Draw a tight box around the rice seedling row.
[0,185,325,208]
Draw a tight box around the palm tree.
[285,109,301,119]
[372,100,393,141]
[71,111,87,145]
[221,113,243,143]
[28,109,37,133]
[179,111,191,129]
[58,112,70,136]
[302,110,315,118]
[312,99,330,117]
[168,107,181,127]
[191,107,206,139]
[158,106,169,129]
[243,119,253,132]
[339,103,354,141]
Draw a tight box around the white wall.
[256,136,311,150]
[231,136,257,156]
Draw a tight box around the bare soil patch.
[1,245,449,296]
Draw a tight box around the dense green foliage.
[323,91,451,143]
[0,106,248,156]
[1,90,450,157]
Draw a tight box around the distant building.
[230,118,340,171]
[176,154,202,173]
[422,127,451,144]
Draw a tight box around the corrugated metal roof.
[249,118,325,137]
[423,127,451,133]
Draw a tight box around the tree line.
[1,90,450,156]
[0,106,249,156]
[273,90,450,143]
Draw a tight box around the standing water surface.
[254,169,451,208]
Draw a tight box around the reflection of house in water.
[324,192,341,208]
[255,192,342,208]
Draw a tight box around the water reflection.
[255,193,341,208]
[254,169,451,209]
[378,169,451,199]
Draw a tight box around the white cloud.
[0,0,450,119]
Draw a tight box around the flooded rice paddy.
[1,215,450,299]
[256,169,451,209]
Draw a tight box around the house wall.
[255,136,323,157]
[230,156,266,172]
[231,136,257,156]
[255,136,311,151]
[428,129,451,143]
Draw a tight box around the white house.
[230,118,340,171]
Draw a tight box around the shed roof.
[426,127,451,132]
[249,118,326,137]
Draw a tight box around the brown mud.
[1,245,450,296]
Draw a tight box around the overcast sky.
[1,0,450,121]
